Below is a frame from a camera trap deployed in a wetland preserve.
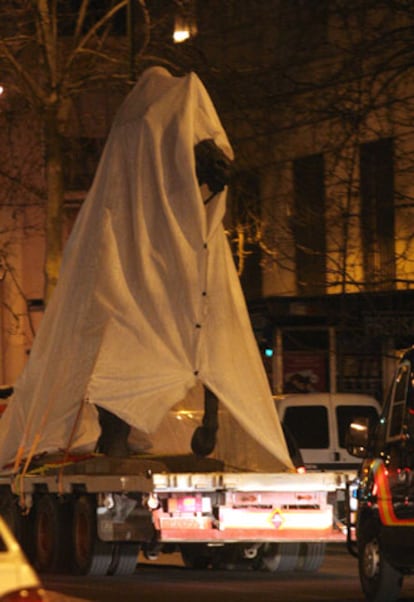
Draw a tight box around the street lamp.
[173,0,197,43]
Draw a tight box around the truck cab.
[346,347,414,602]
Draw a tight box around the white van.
[275,392,381,471]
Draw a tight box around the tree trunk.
[43,107,64,304]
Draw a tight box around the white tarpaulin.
[0,67,293,472]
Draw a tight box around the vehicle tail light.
[296,465,306,474]
[0,587,46,602]
[168,495,204,513]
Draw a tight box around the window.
[63,137,105,192]
[293,154,326,295]
[360,138,395,289]
[336,405,379,448]
[283,405,329,449]
[336,330,383,398]
[62,136,105,241]
[283,329,329,393]
[278,0,329,54]
[58,0,127,36]
[228,170,262,299]
[388,362,409,439]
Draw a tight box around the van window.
[388,363,410,439]
[283,406,329,448]
[336,405,379,448]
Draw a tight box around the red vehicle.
[0,387,12,418]
[347,346,414,602]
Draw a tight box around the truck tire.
[34,494,71,573]
[180,543,212,569]
[72,495,113,576]
[260,542,300,572]
[210,544,258,570]
[296,542,326,572]
[0,489,33,560]
[109,543,140,575]
[358,516,403,602]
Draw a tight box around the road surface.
[42,544,414,602]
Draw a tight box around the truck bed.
[0,453,348,548]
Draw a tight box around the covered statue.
[0,66,293,472]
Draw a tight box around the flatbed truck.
[0,451,350,576]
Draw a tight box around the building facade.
[198,1,414,401]
[1,1,414,401]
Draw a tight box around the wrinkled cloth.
[0,67,293,471]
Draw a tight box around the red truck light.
[168,495,211,514]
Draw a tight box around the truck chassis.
[0,454,348,576]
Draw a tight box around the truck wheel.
[358,517,403,602]
[72,495,113,576]
[296,542,326,572]
[260,542,299,572]
[34,494,71,573]
[180,544,212,569]
[0,489,33,560]
[109,543,140,575]
[211,544,257,571]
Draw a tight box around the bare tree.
[3,1,414,383]
[207,0,414,297]
[0,0,154,303]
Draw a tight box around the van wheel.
[72,495,113,576]
[296,542,326,572]
[260,542,299,572]
[358,516,403,602]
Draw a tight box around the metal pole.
[329,326,336,393]
[274,328,284,394]
[127,0,137,81]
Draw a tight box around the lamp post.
[173,0,197,43]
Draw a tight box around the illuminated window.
[360,138,395,289]
[388,362,409,439]
[293,153,326,295]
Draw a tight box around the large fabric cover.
[0,67,293,471]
